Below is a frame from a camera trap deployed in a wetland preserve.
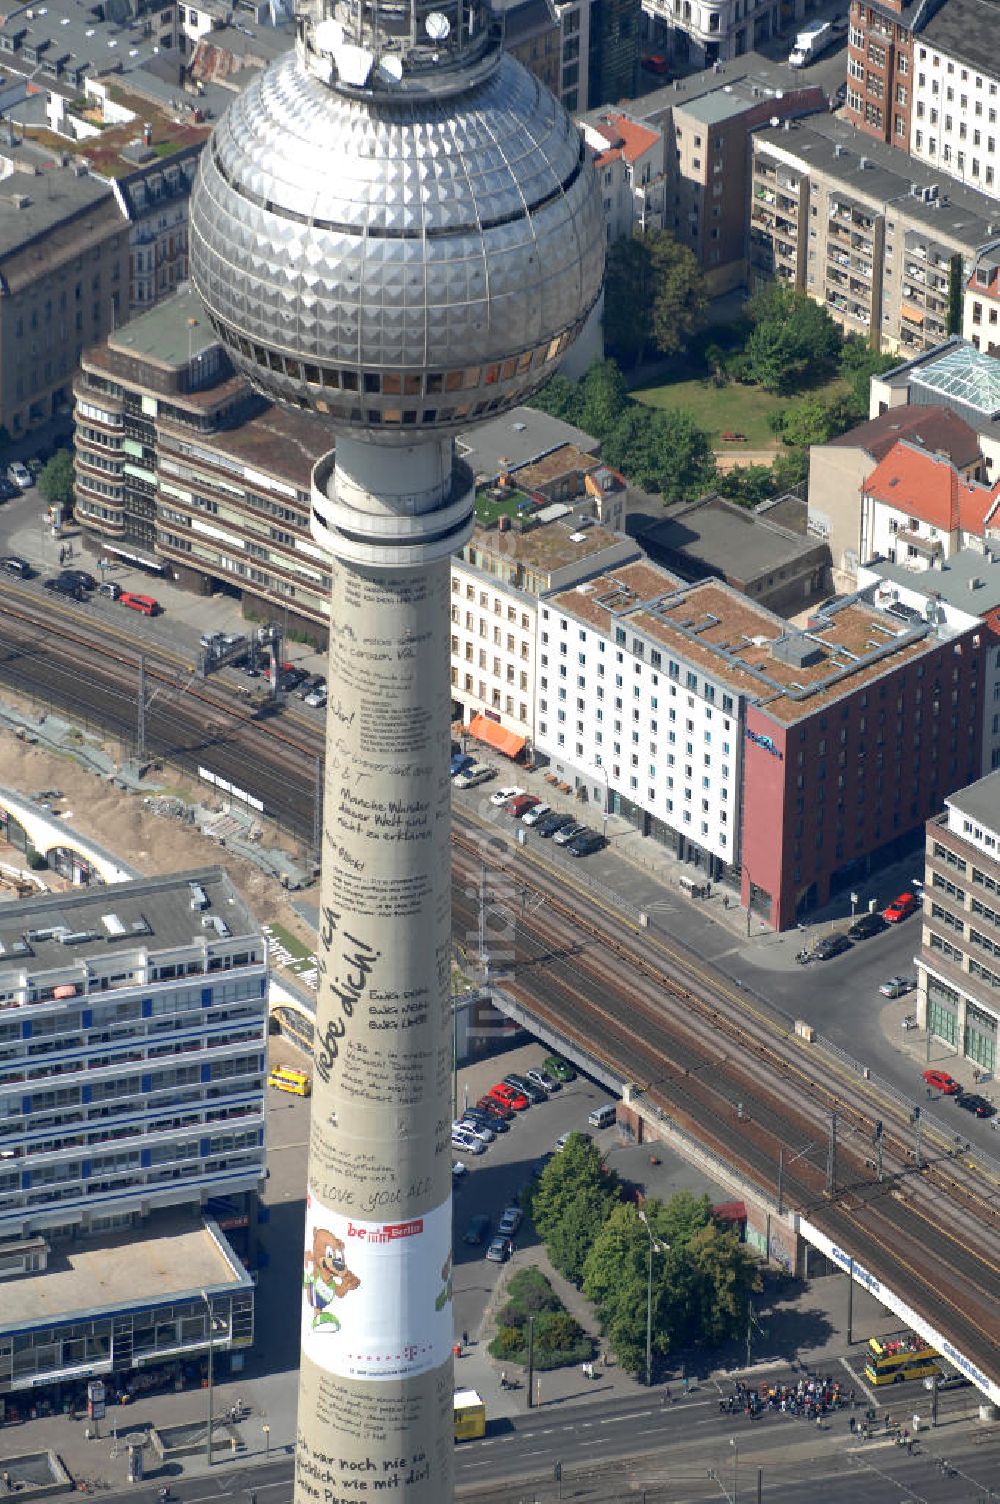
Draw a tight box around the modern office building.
[917,768,1000,1073]
[0,135,130,438]
[0,868,266,1398]
[538,564,984,926]
[750,114,997,352]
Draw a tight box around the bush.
[487,1266,594,1370]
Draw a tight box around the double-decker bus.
[864,1331,940,1386]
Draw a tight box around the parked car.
[476,1093,513,1121]
[503,1072,546,1105]
[641,52,669,73]
[555,1130,592,1152]
[566,829,605,858]
[454,1117,495,1145]
[535,811,575,838]
[305,687,328,708]
[486,1236,513,1263]
[0,477,20,501]
[810,933,851,961]
[488,1082,529,1111]
[922,1068,960,1095]
[925,1371,971,1392]
[6,461,33,490]
[879,975,916,998]
[544,1055,576,1083]
[44,575,84,600]
[463,1214,491,1246]
[522,802,551,827]
[98,580,122,599]
[451,1127,485,1154]
[497,1207,523,1239]
[849,912,888,940]
[450,751,474,778]
[59,569,97,592]
[883,891,919,923]
[956,1093,995,1118]
[0,555,33,579]
[454,763,495,789]
[552,820,586,846]
[525,1067,558,1094]
[297,674,325,700]
[507,794,539,819]
[463,1105,507,1133]
[490,785,524,807]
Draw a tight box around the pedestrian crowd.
[719,1375,853,1422]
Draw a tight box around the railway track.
[452,828,1000,1386]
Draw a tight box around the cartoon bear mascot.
[304,1228,361,1332]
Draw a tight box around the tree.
[38,449,75,508]
[604,237,654,366]
[647,230,708,357]
[578,359,630,437]
[715,464,776,508]
[742,285,841,394]
[530,373,585,427]
[603,230,708,366]
[528,1135,620,1284]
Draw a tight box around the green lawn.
[474,488,533,526]
[632,374,849,449]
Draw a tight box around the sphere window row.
[222,329,573,395]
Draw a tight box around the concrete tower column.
[294,438,473,1502]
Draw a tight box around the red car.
[507,794,539,819]
[477,1093,513,1121]
[922,1069,960,1095]
[883,891,919,923]
[488,1082,529,1111]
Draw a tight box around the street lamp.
[262,1417,271,1460]
[201,1290,218,1466]
[730,1437,738,1504]
[638,1209,668,1388]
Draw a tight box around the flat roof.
[637,494,822,585]
[0,141,120,261]
[636,49,820,127]
[515,444,597,489]
[547,560,683,633]
[754,115,999,248]
[189,402,331,492]
[457,407,600,481]
[861,547,1000,612]
[946,768,1000,834]
[0,867,259,982]
[1,1213,249,1333]
[551,571,946,724]
[921,0,1000,76]
[109,283,219,370]
[467,515,636,576]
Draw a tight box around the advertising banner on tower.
[301,1191,453,1382]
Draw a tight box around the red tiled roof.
[828,403,981,470]
[596,111,660,164]
[863,439,1000,534]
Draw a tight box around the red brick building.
[845,0,920,146]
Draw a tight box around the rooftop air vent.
[189,883,209,911]
[101,913,127,937]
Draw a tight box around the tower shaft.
[296,439,471,1501]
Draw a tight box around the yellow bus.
[454,1389,486,1441]
[268,1065,311,1097]
[864,1332,939,1386]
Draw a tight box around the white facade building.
[858,438,1000,568]
[450,515,639,748]
[581,110,666,241]
[535,561,751,876]
[910,9,1000,199]
[641,0,788,69]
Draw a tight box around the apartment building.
[964,241,1000,353]
[581,110,666,240]
[869,338,1000,480]
[858,439,1000,564]
[73,285,333,634]
[451,514,640,749]
[750,115,997,352]
[808,403,984,588]
[857,547,1000,774]
[909,0,1000,198]
[844,0,921,147]
[917,769,1000,1074]
[0,868,265,1396]
[636,58,825,295]
[0,137,130,438]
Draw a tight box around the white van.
[788,19,834,67]
[588,1103,616,1130]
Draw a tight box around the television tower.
[189,3,603,1496]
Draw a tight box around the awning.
[103,543,170,575]
[467,714,526,759]
[900,303,924,326]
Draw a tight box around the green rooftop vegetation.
[474,487,535,527]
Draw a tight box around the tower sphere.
[189,0,605,443]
